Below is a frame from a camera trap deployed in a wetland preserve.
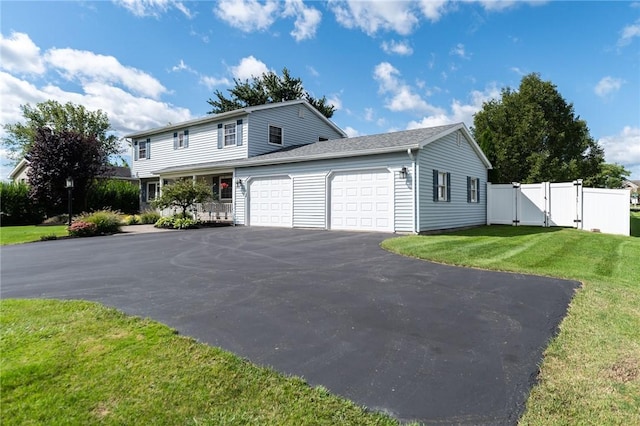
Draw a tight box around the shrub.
[87,179,139,214]
[76,209,122,234]
[68,221,98,237]
[42,215,68,225]
[154,215,199,229]
[123,215,140,225]
[39,234,59,241]
[0,182,44,226]
[139,210,161,224]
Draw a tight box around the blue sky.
[1,0,639,179]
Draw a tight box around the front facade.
[127,100,491,233]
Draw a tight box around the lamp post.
[65,176,74,227]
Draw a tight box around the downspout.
[407,148,419,234]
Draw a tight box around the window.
[438,172,448,201]
[433,169,451,202]
[174,130,189,149]
[224,123,236,146]
[147,182,158,202]
[219,176,233,200]
[137,139,148,160]
[468,177,480,203]
[269,125,283,145]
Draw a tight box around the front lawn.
[382,225,640,425]
[0,299,396,425]
[0,225,68,245]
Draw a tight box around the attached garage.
[248,176,292,227]
[329,169,393,232]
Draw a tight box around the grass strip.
[0,225,68,245]
[381,223,640,425]
[1,299,396,425]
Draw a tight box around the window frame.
[138,140,147,160]
[268,125,283,146]
[438,171,448,201]
[224,123,236,147]
[218,176,233,201]
[469,177,479,203]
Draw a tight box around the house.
[8,158,136,184]
[126,100,491,233]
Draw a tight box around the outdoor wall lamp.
[399,167,408,179]
[65,176,74,227]
[236,178,243,186]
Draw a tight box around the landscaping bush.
[154,215,199,229]
[76,209,122,234]
[87,179,139,214]
[0,182,44,226]
[139,210,161,224]
[68,221,98,237]
[123,215,140,225]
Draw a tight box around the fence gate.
[487,180,629,236]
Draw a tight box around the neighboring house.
[126,99,492,233]
[624,180,640,205]
[8,159,136,184]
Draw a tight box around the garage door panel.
[330,170,392,232]
[249,177,292,227]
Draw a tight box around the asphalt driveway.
[1,227,578,425]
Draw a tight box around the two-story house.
[126,99,492,233]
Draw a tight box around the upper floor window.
[269,125,283,145]
[136,138,150,160]
[224,123,236,146]
[174,130,189,149]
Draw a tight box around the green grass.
[631,211,640,237]
[0,225,68,245]
[0,299,396,425]
[381,224,640,425]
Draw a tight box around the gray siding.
[234,152,414,232]
[132,119,248,179]
[418,130,488,231]
[247,103,345,157]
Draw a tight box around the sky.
[1,0,639,180]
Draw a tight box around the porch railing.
[160,202,233,222]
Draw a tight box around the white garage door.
[330,170,392,232]
[249,176,292,227]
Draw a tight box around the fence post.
[512,182,521,226]
[573,179,583,230]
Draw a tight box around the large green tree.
[2,100,120,163]
[472,73,604,184]
[207,68,335,118]
[152,179,214,218]
[27,128,108,216]
[586,163,630,188]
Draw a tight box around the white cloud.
[364,107,374,122]
[381,39,414,56]
[0,32,46,75]
[215,0,279,32]
[594,76,624,97]
[418,0,449,22]
[618,19,640,47]
[284,0,322,41]
[200,75,231,90]
[599,126,640,179]
[373,62,442,114]
[326,93,343,111]
[330,0,420,35]
[45,48,167,99]
[406,83,500,129]
[450,43,470,59]
[230,56,270,80]
[343,126,360,137]
[171,59,197,74]
[307,66,320,77]
[114,0,193,18]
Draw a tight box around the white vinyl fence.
[487,180,630,236]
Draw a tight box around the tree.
[585,163,630,188]
[27,128,108,216]
[2,100,120,164]
[152,179,214,218]
[207,68,336,118]
[472,73,604,184]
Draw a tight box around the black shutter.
[467,176,471,203]
[146,138,150,159]
[477,179,481,203]
[433,169,438,202]
[446,173,451,202]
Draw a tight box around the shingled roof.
[153,122,490,175]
